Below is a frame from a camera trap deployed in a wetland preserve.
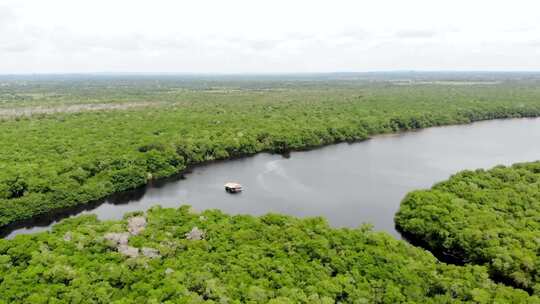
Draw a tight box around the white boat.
[224,182,243,193]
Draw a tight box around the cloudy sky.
[1,0,540,73]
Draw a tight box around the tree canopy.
[1,206,537,303]
[2,78,540,229]
[396,161,540,295]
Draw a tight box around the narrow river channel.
[4,118,540,239]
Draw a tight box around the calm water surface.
[4,118,540,238]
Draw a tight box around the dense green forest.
[2,75,540,229]
[1,205,538,303]
[2,74,540,302]
[396,161,540,295]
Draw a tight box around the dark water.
[4,118,540,239]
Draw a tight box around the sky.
[1,0,540,73]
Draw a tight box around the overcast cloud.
[1,0,540,73]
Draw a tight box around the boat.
[224,182,243,193]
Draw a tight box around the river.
[4,118,540,239]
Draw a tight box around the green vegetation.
[396,161,540,295]
[2,74,540,301]
[2,76,540,229]
[1,205,537,303]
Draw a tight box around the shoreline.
[2,115,540,238]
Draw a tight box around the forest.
[2,74,540,302]
[0,205,538,303]
[396,161,540,295]
[2,75,540,229]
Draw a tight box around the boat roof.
[224,182,242,188]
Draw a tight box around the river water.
[4,118,540,239]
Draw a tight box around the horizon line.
[2,70,540,76]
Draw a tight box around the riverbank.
[3,81,540,231]
[1,205,537,302]
[396,161,540,295]
[5,116,540,239]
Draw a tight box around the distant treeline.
[396,161,540,295]
[2,82,540,228]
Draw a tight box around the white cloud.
[528,40,540,47]
[1,0,540,73]
[0,5,16,27]
[394,30,438,39]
